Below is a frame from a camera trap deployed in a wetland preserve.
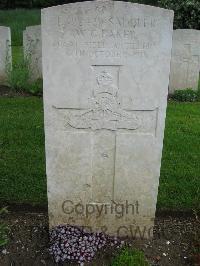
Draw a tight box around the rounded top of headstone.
[41,0,174,17]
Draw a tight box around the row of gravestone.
[0,25,42,85]
[1,25,200,93]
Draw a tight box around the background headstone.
[23,25,42,80]
[42,1,173,238]
[0,26,11,84]
[169,29,200,94]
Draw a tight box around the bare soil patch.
[0,85,32,97]
[0,212,199,266]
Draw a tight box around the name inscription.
[51,7,159,58]
[58,15,157,30]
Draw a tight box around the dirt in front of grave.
[0,85,34,97]
[0,212,199,266]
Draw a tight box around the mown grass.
[158,101,200,210]
[0,97,46,204]
[0,98,200,210]
[0,9,41,46]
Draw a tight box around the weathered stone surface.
[0,26,11,84]
[23,25,42,80]
[42,1,173,238]
[169,29,200,94]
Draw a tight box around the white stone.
[0,26,11,84]
[23,25,42,80]
[42,1,173,238]
[169,29,200,94]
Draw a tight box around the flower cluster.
[49,224,124,265]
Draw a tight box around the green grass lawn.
[0,98,200,210]
[158,101,200,210]
[0,97,46,205]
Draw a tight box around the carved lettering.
[53,11,159,59]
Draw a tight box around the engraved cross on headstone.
[54,65,157,203]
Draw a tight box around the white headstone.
[169,29,200,94]
[42,1,173,238]
[23,25,42,80]
[0,26,11,84]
